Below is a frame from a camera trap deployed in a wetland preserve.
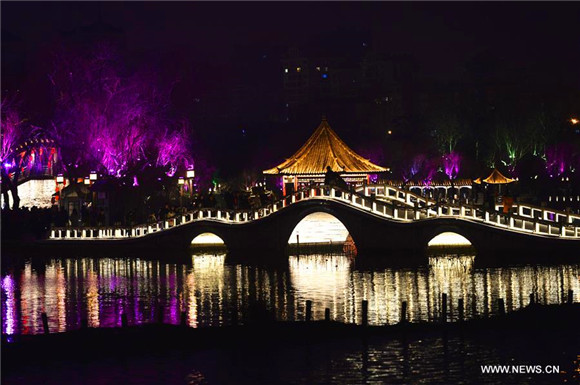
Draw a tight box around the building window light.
[296,67,301,72]
[316,66,320,71]
[284,68,288,73]
[322,73,328,79]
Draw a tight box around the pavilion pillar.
[294,176,298,192]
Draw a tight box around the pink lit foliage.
[1,99,23,166]
[402,154,426,183]
[49,42,192,180]
[156,122,193,177]
[442,152,461,180]
[422,158,440,186]
[545,143,574,177]
[1,99,56,208]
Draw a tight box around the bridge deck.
[48,185,580,242]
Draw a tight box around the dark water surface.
[2,253,579,384]
[2,253,579,334]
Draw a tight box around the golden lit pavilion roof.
[263,118,388,175]
[483,169,515,184]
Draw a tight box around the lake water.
[2,253,578,335]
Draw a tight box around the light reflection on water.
[1,254,579,334]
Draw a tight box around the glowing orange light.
[571,118,579,125]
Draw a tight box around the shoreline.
[4,303,579,373]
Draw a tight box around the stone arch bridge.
[48,185,580,264]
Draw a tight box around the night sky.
[2,1,580,177]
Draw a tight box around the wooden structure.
[263,118,387,194]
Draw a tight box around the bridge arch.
[191,232,226,246]
[188,229,229,251]
[284,206,358,250]
[424,225,477,252]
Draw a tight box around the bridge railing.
[331,185,580,238]
[48,184,580,240]
[360,183,580,231]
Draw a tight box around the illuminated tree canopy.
[48,41,193,180]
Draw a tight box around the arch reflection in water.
[289,255,353,322]
[186,254,226,328]
[287,254,579,325]
[2,255,579,334]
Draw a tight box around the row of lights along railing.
[49,185,580,240]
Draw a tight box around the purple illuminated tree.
[545,143,574,177]
[442,152,461,181]
[48,42,193,182]
[402,154,426,183]
[1,99,24,208]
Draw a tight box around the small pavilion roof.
[263,118,387,175]
[483,169,515,184]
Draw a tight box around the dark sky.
[2,2,580,177]
[3,1,580,81]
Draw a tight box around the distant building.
[263,117,388,194]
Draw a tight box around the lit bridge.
[47,185,580,262]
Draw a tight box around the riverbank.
[4,304,579,372]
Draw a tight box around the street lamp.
[56,174,64,184]
[186,169,195,179]
[178,177,185,208]
[84,177,90,185]
[90,171,98,181]
[571,118,579,125]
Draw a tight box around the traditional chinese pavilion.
[263,118,388,194]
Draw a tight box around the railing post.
[372,202,377,212]
[361,300,368,326]
[498,298,505,316]
[441,293,447,322]
[41,312,50,334]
